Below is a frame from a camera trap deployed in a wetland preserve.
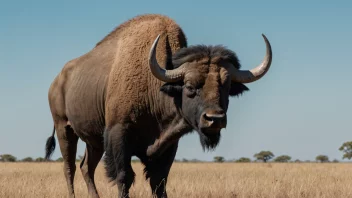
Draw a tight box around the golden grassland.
[1,162,352,198]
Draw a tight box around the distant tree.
[254,151,274,163]
[190,158,202,162]
[182,158,189,162]
[339,141,352,160]
[213,156,225,163]
[274,155,292,163]
[294,159,301,163]
[0,154,17,162]
[332,159,339,163]
[235,157,251,163]
[56,157,64,162]
[316,155,329,163]
[21,157,33,162]
[35,157,45,162]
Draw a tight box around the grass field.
[1,162,352,198]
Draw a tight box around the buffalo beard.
[198,131,221,151]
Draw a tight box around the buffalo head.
[148,34,272,150]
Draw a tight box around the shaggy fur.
[198,130,221,151]
[45,14,253,198]
[172,45,241,70]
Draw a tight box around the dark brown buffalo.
[44,14,272,198]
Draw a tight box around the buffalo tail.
[44,126,56,160]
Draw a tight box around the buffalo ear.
[160,83,183,97]
[229,82,249,97]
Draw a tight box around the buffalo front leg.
[147,119,188,159]
[104,124,135,198]
[80,144,104,198]
[57,123,79,198]
[144,142,178,198]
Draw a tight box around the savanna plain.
[1,162,352,198]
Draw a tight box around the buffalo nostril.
[201,112,227,129]
[204,113,226,122]
[203,113,214,122]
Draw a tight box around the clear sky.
[1,0,352,162]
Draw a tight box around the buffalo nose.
[202,112,227,128]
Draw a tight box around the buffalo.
[45,14,272,198]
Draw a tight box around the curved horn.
[231,34,272,83]
[148,34,185,82]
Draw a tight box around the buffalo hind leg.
[57,123,79,198]
[80,144,104,198]
[143,142,178,198]
[104,124,135,198]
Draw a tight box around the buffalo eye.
[185,84,196,97]
[160,83,183,97]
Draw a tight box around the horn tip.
[155,34,161,42]
[261,33,272,51]
[152,34,161,46]
[149,34,162,59]
[261,33,268,40]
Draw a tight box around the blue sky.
[1,0,352,162]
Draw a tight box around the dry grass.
[1,162,352,198]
